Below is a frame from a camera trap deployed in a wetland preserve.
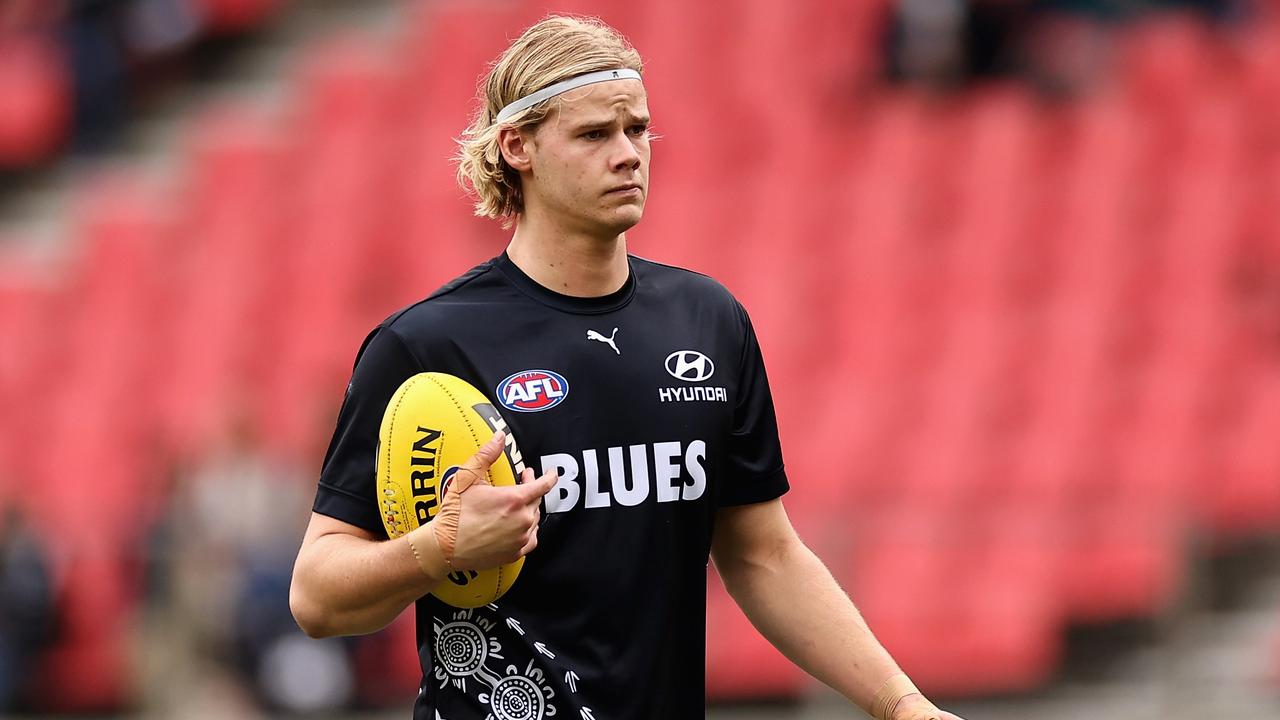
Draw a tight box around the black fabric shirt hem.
[719,466,789,507]
[313,483,386,536]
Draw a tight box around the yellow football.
[376,372,525,608]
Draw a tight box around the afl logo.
[439,466,460,498]
[665,350,715,382]
[497,369,569,413]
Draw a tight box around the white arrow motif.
[580,708,596,720]
[487,603,500,611]
[534,642,556,659]
[564,670,579,693]
[506,618,524,635]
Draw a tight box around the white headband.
[495,68,642,124]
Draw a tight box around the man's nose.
[610,132,641,171]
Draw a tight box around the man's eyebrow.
[569,114,651,131]
[569,118,614,131]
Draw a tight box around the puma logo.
[587,327,620,355]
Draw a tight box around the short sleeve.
[312,325,422,536]
[719,304,789,506]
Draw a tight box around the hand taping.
[421,432,556,573]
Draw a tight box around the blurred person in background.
[886,0,1256,94]
[884,0,1120,92]
[885,0,972,87]
[61,0,204,153]
[61,0,130,153]
[0,0,223,168]
[138,412,342,717]
[0,505,55,712]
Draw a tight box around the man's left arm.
[709,498,964,720]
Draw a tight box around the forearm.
[716,539,903,716]
[290,526,442,638]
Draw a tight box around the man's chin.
[607,205,644,233]
[583,208,642,239]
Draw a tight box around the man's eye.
[583,130,605,140]
[628,125,649,136]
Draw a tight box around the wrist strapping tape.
[870,673,927,720]
[405,526,449,579]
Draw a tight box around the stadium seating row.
[1,0,1278,710]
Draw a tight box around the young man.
[290,15,964,720]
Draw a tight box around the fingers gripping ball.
[377,372,525,608]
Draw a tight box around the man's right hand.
[434,431,557,572]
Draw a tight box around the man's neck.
[506,213,630,298]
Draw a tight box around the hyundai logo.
[665,350,715,382]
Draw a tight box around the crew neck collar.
[495,251,636,315]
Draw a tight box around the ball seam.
[383,374,422,537]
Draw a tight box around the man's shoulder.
[379,256,504,337]
[630,254,740,309]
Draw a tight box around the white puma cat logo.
[586,327,620,355]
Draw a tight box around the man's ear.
[498,126,533,172]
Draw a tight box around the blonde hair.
[455,15,644,225]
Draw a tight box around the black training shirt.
[313,252,789,720]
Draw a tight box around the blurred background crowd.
[0,0,1279,718]
[885,0,1250,92]
[0,0,277,165]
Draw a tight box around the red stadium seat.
[845,381,1063,693]
[842,512,949,683]
[0,35,71,167]
[61,176,173,439]
[1120,13,1221,115]
[944,88,1039,314]
[1208,378,1280,536]
[198,0,282,33]
[292,33,400,144]
[872,524,1061,696]
[402,1,536,116]
[157,104,291,457]
[30,552,135,712]
[0,243,65,498]
[1239,22,1280,122]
